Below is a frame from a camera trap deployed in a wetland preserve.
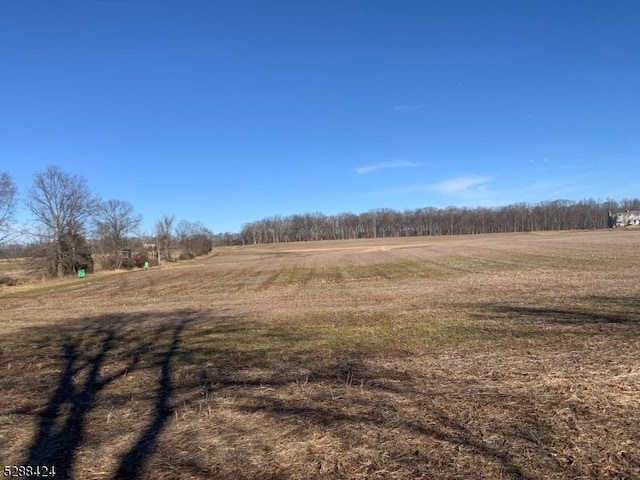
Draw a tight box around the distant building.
[608,210,640,228]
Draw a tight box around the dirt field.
[1,230,639,479]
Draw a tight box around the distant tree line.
[3,166,639,273]
[238,198,640,245]
[0,166,213,278]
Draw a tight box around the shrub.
[120,257,136,270]
[99,255,118,271]
[178,252,195,261]
[0,274,18,286]
[132,250,148,268]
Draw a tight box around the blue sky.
[1,0,639,234]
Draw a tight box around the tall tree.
[155,214,175,261]
[94,199,142,268]
[175,220,213,257]
[0,172,17,246]
[26,166,97,277]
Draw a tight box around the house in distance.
[608,210,640,228]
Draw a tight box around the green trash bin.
[144,262,149,269]
[77,269,86,278]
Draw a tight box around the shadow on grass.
[11,308,544,479]
[17,309,232,479]
[7,299,638,479]
[112,320,185,480]
[234,387,538,480]
[484,295,640,326]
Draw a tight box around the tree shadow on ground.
[233,382,540,480]
[224,348,639,479]
[6,300,639,479]
[112,320,186,480]
[481,295,640,326]
[16,309,235,479]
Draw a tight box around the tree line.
[2,166,639,274]
[236,198,640,245]
[0,166,213,277]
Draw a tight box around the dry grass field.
[1,230,639,479]
[0,258,33,286]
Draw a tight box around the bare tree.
[175,219,193,257]
[155,214,175,261]
[94,199,142,268]
[175,220,213,258]
[238,197,640,245]
[26,166,97,277]
[0,172,18,246]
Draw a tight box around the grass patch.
[0,268,140,298]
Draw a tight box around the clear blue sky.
[2,0,639,234]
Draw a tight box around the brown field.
[1,230,639,479]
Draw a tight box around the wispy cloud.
[393,104,423,113]
[356,160,419,175]
[370,176,493,202]
[428,176,491,194]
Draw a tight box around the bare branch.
[94,199,142,266]
[26,165,97,277]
